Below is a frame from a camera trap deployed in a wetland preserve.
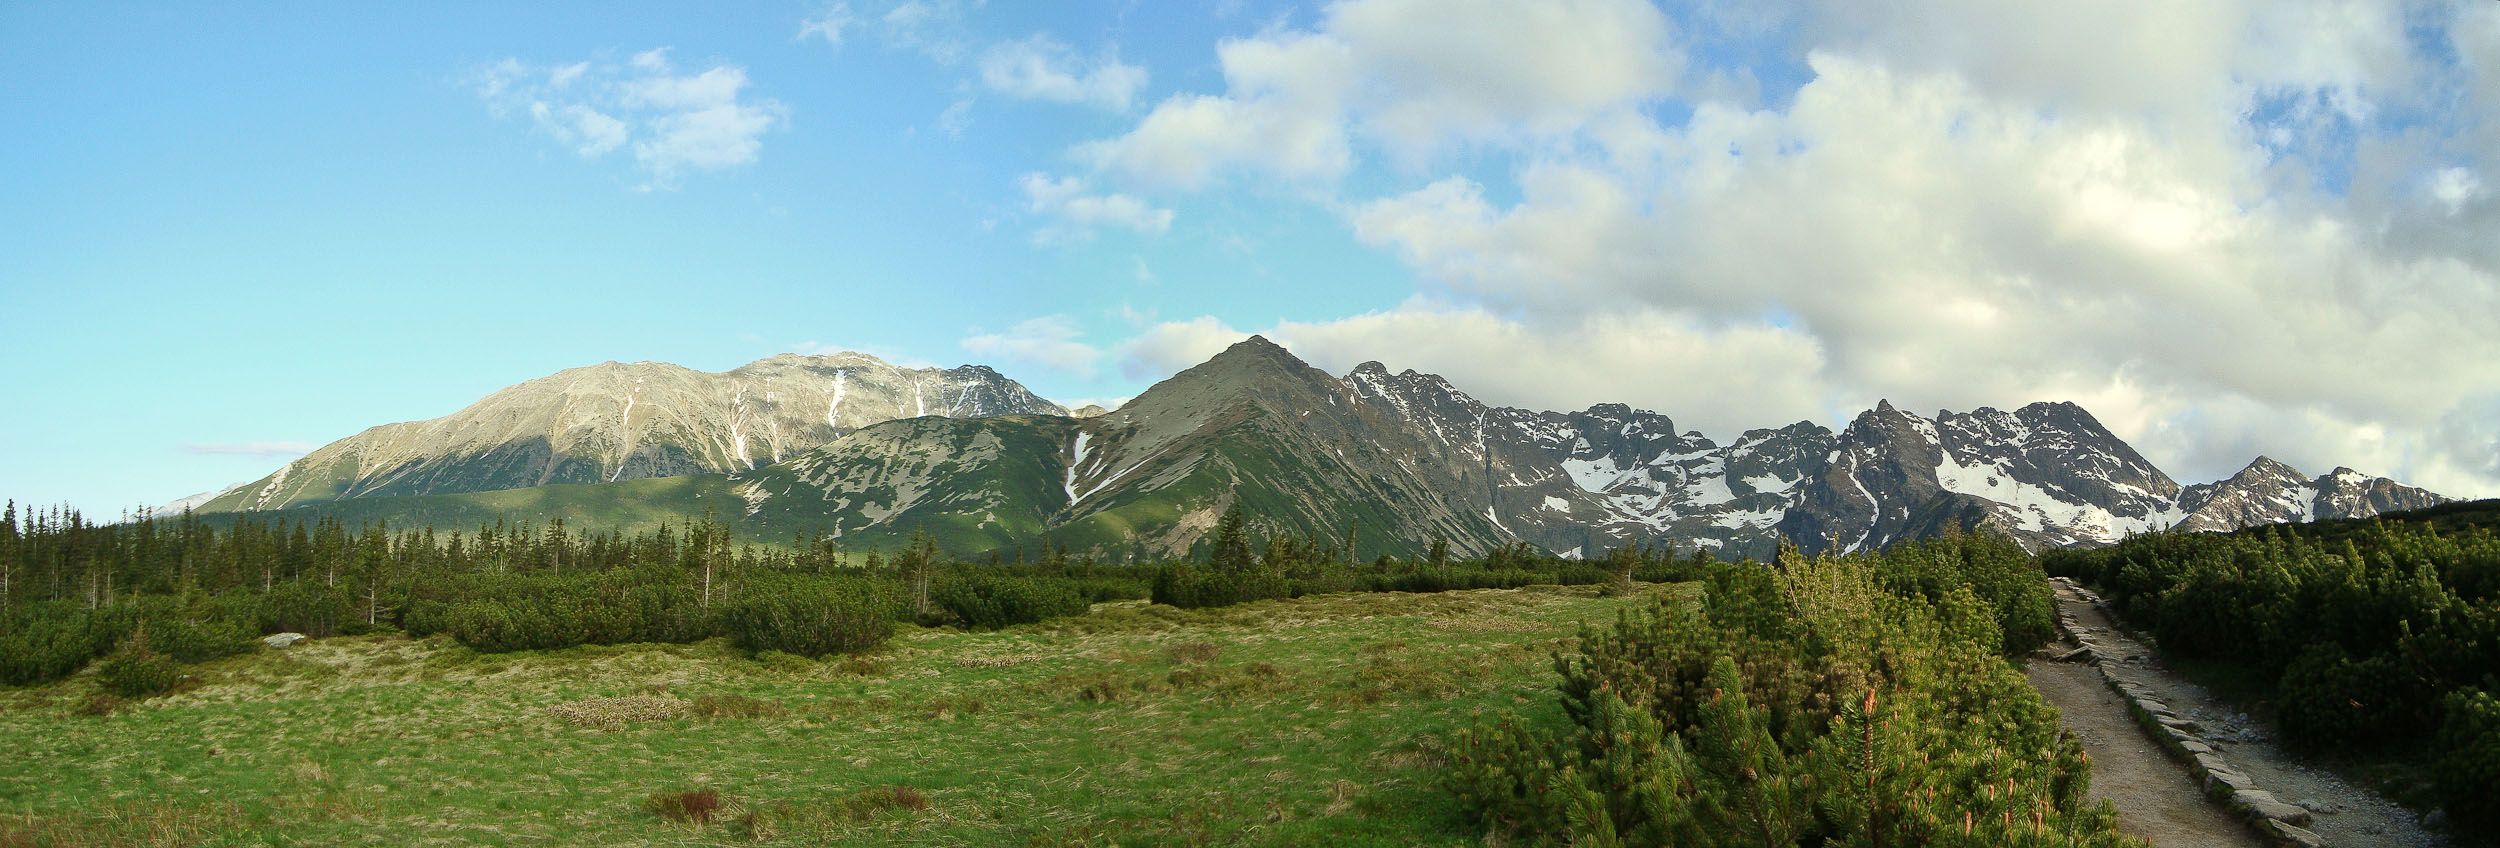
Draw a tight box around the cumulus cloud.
[181,441,319,458]
[980,34,1148,111]
[1114,315,1247,380]
[1079,0,1677,187]
[474,48,787,188]
[1074,0,2500,495]
[1019,172,1174,243]
[961,315,1104,374]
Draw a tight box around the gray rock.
[2292,797,2343,816]
[2205,768,2257,794]
[2175,739,2214,755]
[263,632,307,649]
[2233,789,2313,826]
[2265,820,2326,848]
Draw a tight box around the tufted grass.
[0,583,1684,847]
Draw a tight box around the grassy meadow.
[0,584,1674,846]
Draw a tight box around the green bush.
[1150,563,1290,609]
[95,632,183,698]
[719,578,897,657]
[441,571,715,653]
[2436,688,2500,840]
[0,602,116,686]
[2276,644,2416,747]
[934,575,1089,630]
[1448,552,2131,847]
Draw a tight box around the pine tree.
[1208,503,1254,573]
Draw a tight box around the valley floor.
[0,585,1670,847]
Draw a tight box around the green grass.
[0,584,1681,846]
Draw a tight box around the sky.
[2,0,2496,515]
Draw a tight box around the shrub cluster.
[1447,538,2134,846]
[441,571,712,653]
[933,574,1089,630]
[94,631,183,698]
[1,596,260,688]
[718,577,898,658]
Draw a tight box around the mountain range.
[187,337,2449,559]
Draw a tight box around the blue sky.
[4,1,2498,513]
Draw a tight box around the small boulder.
[2159,716,2204,735]
[2233,789,2313,826]
[263,633,307,649]
[2264,821,2326,848]
[2204,768,2256,794]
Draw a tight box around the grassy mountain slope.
[201,354,1063,513]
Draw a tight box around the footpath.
[2027,577,2444,848]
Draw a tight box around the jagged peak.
[1348,360,1391,377]
[2234,455,2307,481]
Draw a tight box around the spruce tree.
[1208,503,1254,573]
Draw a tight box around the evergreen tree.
[1208,503,1254,573]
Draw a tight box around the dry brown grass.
[546,694,688,730]
[643,788,722,825]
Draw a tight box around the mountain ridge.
[199,352,1066,513]
[191,336,2450,557]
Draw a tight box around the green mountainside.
[197,354,1063,514]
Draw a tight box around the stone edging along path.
[2047,577,2328,848]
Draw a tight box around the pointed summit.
[1220,334,1293,358]
[2235,455,2307,481]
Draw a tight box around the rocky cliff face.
[203,353,1064,512]
[2172,457,2448,533]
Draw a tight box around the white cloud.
[1019,172,1174,243]
[961,315,1104,375]
[800,4,855,48]
[181,441,319,458]
[1079,0,1677,188]
[1114,316,1248,380]
[880,0,974,64]
[980,34,1148,112]
[474,49,786,188]
[1055,395,1135,412]
[936,98,974,137]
